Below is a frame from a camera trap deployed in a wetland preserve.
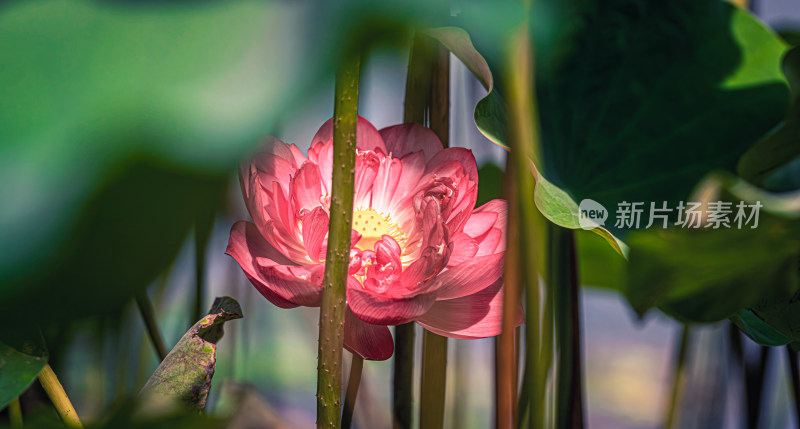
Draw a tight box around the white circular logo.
[578,199,607,230]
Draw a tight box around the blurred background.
[2,0,800,428]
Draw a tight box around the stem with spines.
[316,54,360,429]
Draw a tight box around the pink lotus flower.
[226,116,522,360]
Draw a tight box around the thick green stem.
[342,355,364,429]
[665,325,690,429]
[552,226,584,429]
[420,330,448,429]
[135,290,169,361]
[316,55,360,429]
[38,364,82,428]
[503,3,550,428]
[9,397,22,427]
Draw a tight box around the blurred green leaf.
[0,0,472,332]
[1,161,228,330]
[140,296,243,411]
[438,2,790,256]
[0,0,304,328]
[738,46,800,192]
[625,173,800,323]
[0,331,47,410]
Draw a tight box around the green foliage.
[624,173,800,324]
[534,2,787,238]
[738,46,800,192]
[0,331,47,410]
[437,1,790,257]
[141,297,243,411]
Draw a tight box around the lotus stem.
[135,290,169,361]
[394,31,438,429]
[193,209,214,325]
[503,1,550,428]
[8,397,22,427]
[788,347,800,428]
[420,329,448,429]
[316,54,360,429]
[664,325,690,429]
[38,364,82,428]
[552,226,584,428]
[393,324,415,429]
[419,37,450,429]
[342,355,364,429]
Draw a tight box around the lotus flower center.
[353,208,406,251]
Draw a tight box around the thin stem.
[135,290,169,361]
[788,347,800,427]
[394,31,439,429]
[342,355,364,429]
[497,160,520,429]
[430,41,450,147]
[316,55,360,429]
[9,397,22,427]
[729,323,746,424]
[452,340,468,429]
[745,345,771,429]
[516,364,530,429]
[420,330,448,429]
[38,364,82,428]
[193,209,214,325]
[665,325,690,429]
[418,37,450,429]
